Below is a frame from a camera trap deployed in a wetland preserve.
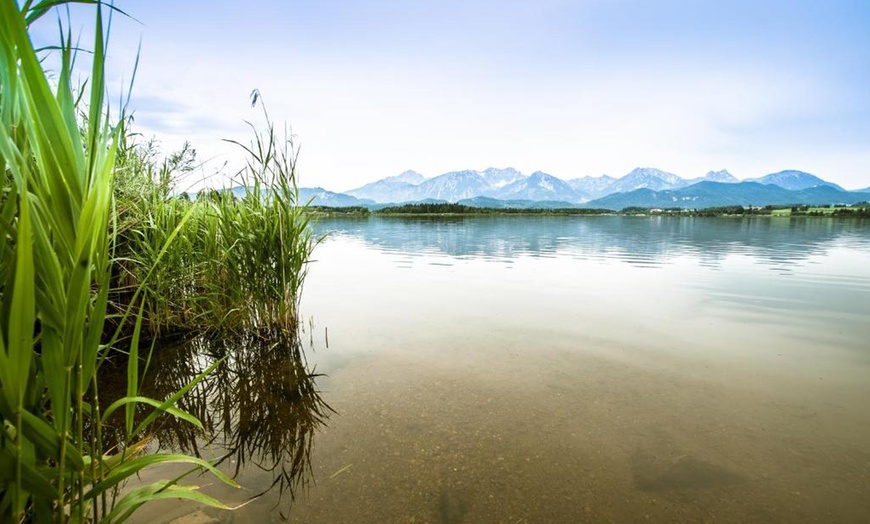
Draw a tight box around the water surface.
[132,216,870,523]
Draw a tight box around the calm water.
[131,216,870,523]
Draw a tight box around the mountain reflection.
[312,215,870,269]
[102,332,332,506]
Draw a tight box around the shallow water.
[131,216,870,523]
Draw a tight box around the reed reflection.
[104,332,332,507]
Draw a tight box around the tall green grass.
[111,102,317,339]
[0,1,246,521]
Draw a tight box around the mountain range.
[297,167,868,210]
[588,181,866,210]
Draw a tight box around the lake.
[130,216,870,523]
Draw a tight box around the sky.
[29,0,870,191]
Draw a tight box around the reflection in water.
[117,215,870,522]
[104,332,332,510]
[312,215,870,271]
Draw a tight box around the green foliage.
[0,2,243,521]
[379,202,478,214]
[111,103,317,338]
[308,205,370,215]
[769,204,870,218]
[619,206,652,214]
[376,202,611,215]
[688,205,772,217]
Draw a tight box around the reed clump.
[0,1,316,521]
[111,105,317,339]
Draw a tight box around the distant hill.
[387,170,427,185]
[748,170,844,191]
[297,187,374,207]
[567,175,616,199]
[457,196,580,209]
[346,170,425,202]
[413,170,491,201]
[491,171,584,202]
[480,167,525,189]
[584,181,867,210]
[604,167,686,194]
[687,169,739,185]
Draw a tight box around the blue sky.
[30,1,870,190]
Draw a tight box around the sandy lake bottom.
[128,217,870,523]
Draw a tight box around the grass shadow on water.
[101,331,333,514]
[437,489,470,524]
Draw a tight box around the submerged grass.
[1,1,316,521]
